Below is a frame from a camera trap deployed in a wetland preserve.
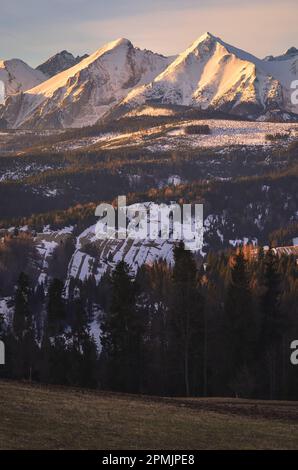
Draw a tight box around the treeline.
[0,274,98,387]
[1,244,297,399]
[1,162,297,249]
[0,133,296,223]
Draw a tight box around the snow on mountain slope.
[36,50,89,78]
[122,32,297,118]
[2,38,172,129]
[65,200,203,284]
[0,59,46,98]
[67,225,175,285]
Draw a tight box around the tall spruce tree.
[101,261,143,393]
[223,250,255,395]
[47,278,66,335]
[13,273,38,380]
[136,261,172,396]
[70,294,98,388]
[260,249,283,399]
[41,278,68,385]
[170,241,203,397]
[13,272,31,339]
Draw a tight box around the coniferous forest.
[1,243,297,400]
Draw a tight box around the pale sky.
[1,0,297,66]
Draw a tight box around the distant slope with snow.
[66,225,175,285]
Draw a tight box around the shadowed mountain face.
[36,50,89,78]
[0,33,297,129]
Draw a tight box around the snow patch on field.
[126,106,176,117]
[147,119,298,150]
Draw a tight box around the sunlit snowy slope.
[122,33,298,119]
[1,39,172,129]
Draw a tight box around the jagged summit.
[191,31,217,44]
[180,32,218,55]
[285,46,298,56]
[194,31,217,42]
[264,46,298,62]
[36,50,89,77]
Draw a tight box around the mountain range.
[0,32,297,129]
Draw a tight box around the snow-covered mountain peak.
[0,58,47,97]
[106,37,132,48]
[91,37,133,59]
[178,32,219,58]
[122,33,297,118]
[159,33,259,82]
[189,31,217,47]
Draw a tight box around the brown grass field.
[0,380,298,450]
